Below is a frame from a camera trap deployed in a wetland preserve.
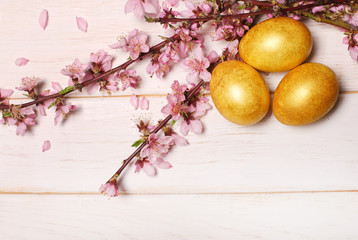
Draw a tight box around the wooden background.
[1,1,358,239]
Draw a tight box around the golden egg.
[210,60,270,125]
[273,63,339,126]
[239,17,312,72]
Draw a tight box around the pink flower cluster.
[1,89,37,135]
[162,80,211,136]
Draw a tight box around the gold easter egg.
[210,60,270,125]
[273,63,339,126]
[239,17,312,72]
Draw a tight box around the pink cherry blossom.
[15,57,29,66]
[124,0,160,19]
[51,82,77,125]
[61,58,88,81]
[161,95,183,120]
[120,29,150,60]
[99,179,119,197]
[89,49,114,73]
[183,46,211,84]
[180,118,202,136]
[42,140,51,152]
[0,88,14,105]
[54,102,77,125]
[16,76,39,92]
[39,9,48,30]
[140,133,174,162]
[146,59,170,79]
[10,107,38,136]
[76,17,88,32]
[134,159,156,176]
[130,94,139,110]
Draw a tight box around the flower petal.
[39,9,48,30]
[15,57,29,66]
[130,94,139,110]
[139,97,149,110]
[76,17,88,32]
[143,162,156,176]
[42,140,51,152]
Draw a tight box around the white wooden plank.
[0,1,357,99]
[0,193,358,240]
[1,94,357,193]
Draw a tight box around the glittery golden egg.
[239,17,312,72]
[210,60,270,125]
[273,63,339,126]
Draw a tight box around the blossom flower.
[161,94,183,120]
[146,57,170,79]
[183,46,211,84]
[16,76,39,92]
[5,107,38,136]
[124,0,160,19]
[180,118,202,136]
[54,102,77,125]
[140,133,174,162]
[51,82,77,125]
[111,69,141,91]
[343,33,358,62]
[89,50,113,74]
[0,88,14,105]
[61,58,88,81]
[118,29,150,60]
[135,157,172,176]
[180,0,211,18]
[99,178,119,197]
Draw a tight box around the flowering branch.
[106,79,206,183]
[154,0,354,24]
[0,35,178,111]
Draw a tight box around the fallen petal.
[76,17,88,32]
[15,57,29,66]
[42,140,51,152]
[130,94,139,110]
[139,97,149,110]
[39,9,48,30]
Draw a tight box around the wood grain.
[0,95,357,194]
[1,1,358,239]
[1,193,358,240]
